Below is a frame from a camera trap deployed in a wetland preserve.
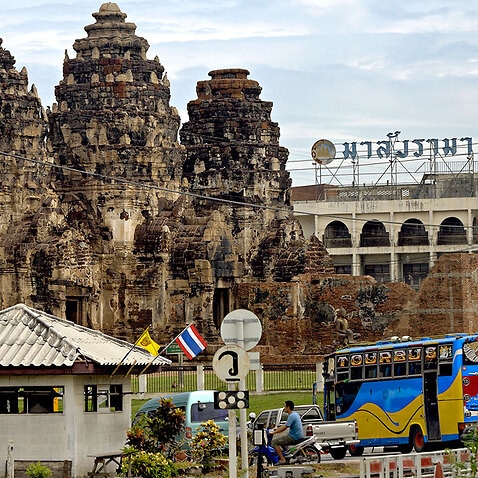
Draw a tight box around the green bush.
[190,420,228,471]
[126,397,185,454]
[25,462,52,478]
[120,449,176,478]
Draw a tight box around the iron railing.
[131,362,319,394]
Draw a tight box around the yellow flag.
[137,329,160,356]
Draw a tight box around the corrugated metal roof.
[0,303,171,368]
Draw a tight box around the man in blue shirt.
[270,400,303,464]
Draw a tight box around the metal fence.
[131,362,321,394]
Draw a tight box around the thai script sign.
[340,135,473,161]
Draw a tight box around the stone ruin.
[0,3,475,363]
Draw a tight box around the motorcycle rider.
[270,400,303,464]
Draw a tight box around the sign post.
[213,344,250,478]
[220,309,262,478]
[166,343,184,387]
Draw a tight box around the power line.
[0,150,292,214]
[1,150,476,233]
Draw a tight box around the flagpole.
[124,359,137,378]
[157,324,193,357]
[110,326,151,378]
[138,324,193,375]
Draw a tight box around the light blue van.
[133,390,229,440]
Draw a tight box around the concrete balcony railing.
[360,235,390,247]
[397,233,429,246]
[324,237,353,248]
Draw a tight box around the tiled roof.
[0,303,171,367]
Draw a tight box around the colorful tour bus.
[323,333,478,455]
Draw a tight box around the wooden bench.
[8,460,72,478]
[87,452,123,478]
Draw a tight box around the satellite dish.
[311,139,336,165]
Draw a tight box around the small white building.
[0,303,170,478]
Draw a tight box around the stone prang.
[0,3,412,361]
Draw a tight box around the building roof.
[0,303,171,368]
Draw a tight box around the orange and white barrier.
[360,448,470,478]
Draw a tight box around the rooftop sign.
[317,134,474,163]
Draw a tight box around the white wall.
[0,373,132,478]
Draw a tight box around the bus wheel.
[411,426,426,452]
[330,447,347,460]
[348,444,364,457]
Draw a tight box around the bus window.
[335,382,360,416]
[439,363,452,376]
[394,363,406,377]
[379,364,392,377]
[379,350,392,377]
[351,366,363,380]
[408,362,422,375]
[336,354,349,382]
[365,365,377,379]
[424,345,438,371]
[438,343,453,376]
[350,353,363,380]
[408,346,422,375]
[364,351,378,379]
[393,349,407,377]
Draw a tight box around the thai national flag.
[175,324,207,360]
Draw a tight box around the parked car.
[251,403,359,460]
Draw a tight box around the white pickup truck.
[251,403,359,460]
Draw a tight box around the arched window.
[398,219,428,246]
[360,220,390,247]
[437,217,467,245]
[323,221,352,248]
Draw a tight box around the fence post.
[139,374,147,394]
[256,365,264,393]
[315,361,324,392]
[197,364,204,390]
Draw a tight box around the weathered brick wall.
[235,274,416,363]
[399,253,478,337]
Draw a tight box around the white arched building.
[292,172,478,288]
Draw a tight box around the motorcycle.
[249,429,321,466]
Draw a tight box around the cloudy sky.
[1,0,478,186]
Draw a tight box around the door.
[423,371,441,440]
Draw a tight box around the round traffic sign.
[212,344,250,382]
[220,309,262,351]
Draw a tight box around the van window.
[190,402,228,422]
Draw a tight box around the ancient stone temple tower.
[0,39,49,221]
[0,3,413,360]
[49,2,184,233]
[44,3,186,330]
[181,68,290,206]
[179,69,295,278]
[0,39,53,309]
